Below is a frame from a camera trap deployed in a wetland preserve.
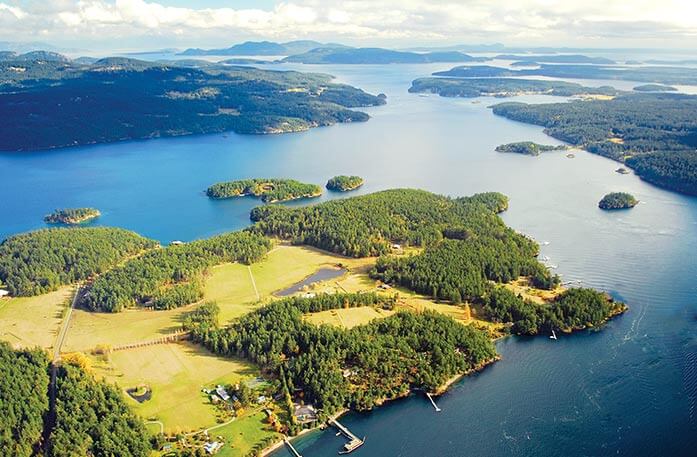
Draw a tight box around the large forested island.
[496,142,568,156]
[409,77,619,98]
[206,178,322,203]
[633,84,677,92]
[0,53,385,151]
[432,63,697,85]
[43,207,101,225]
[491,93,697,195]
[598,192,639,210]
[326,175,364,191]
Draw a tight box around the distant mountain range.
[179,40,347,56]
[282,47,487,64]
[0,50,71,62]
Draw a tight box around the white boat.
[550,330,558,340]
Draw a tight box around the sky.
[2,0,697,52]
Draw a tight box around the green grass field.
[213,411,280,457]
[0,286,71,349]
[63,305,188,353]
[91,342,259,433]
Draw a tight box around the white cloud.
[1,0,697,50]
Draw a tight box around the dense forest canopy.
[206,178,322,203]
[371,237,556,303]
[598,192,638,210]
[0,227,156,296]
[250,189,511,257]
[189,293,497,415]
[0,56,385,151]
[84,231,271,312]
[492,93,697,195]
[495,142,567,156]
[409,77,619,98]
[0,342,49,457]
[326,175,364,191]
[44,208,101,224]
[49,363,150,457]
[482,287,626,335]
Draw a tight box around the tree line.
[84,231,271,312]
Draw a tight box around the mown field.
[0,286,71,349]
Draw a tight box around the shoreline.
[258,356,501,456]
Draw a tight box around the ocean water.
[1,63,696,456]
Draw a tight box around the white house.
[0,289,9,298]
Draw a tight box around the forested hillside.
[0,56,385,151]
[0,228,156,296]
[250,189,511,257]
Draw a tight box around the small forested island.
[0,53,385,151]
[409,77,619,98]
[495,142,568,156]
[326,175,364,191]
[206,178,322,203]
[598,192,639,210]
[44,207,101,224]
[634,84,677,92]
[491,93,697,195]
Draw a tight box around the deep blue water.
[1,63,696,456]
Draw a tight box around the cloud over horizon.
[2,0,697,51]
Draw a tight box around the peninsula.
[326,175,364,191]
[599,192,639,210]
[206,178,322,203]
[44,207,101,224]
[495,142,568,156]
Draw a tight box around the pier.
[284,437,302,457]
[426,392,442,412]
[329,419,365,455]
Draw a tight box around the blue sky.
[1,1,696,52]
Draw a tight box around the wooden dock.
[426,392,442,412]
[329,419,364,454]
[284,437,302,457]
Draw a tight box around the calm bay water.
[1,63,696,456]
